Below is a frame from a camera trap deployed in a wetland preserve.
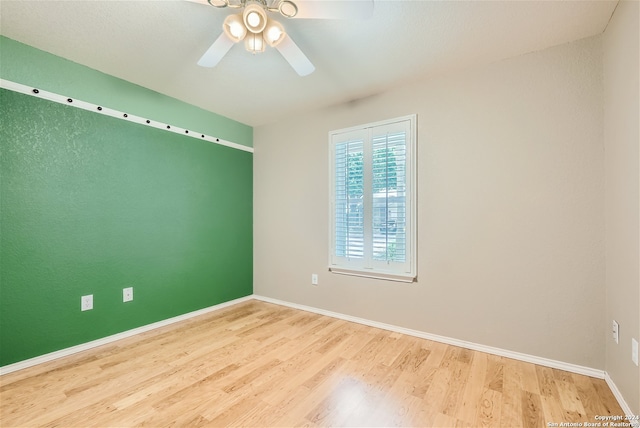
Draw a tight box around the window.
[329,115,417,282]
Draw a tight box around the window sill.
[329,267,416,283]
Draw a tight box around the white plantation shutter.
[329,115,416,282]
[334,136,364,260]
[371,130,407,264]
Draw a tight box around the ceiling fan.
[187,0,374,76]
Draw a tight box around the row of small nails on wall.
[31,88,221,143]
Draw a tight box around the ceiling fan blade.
[275,34,315,76]
[292,0,374,20]
[197,33,235,68]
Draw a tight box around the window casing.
[329,115,417,282]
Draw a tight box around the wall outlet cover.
[612,320,619,344]
[123,287,133,303]
[632,338,638,366]
[81,294,93,311]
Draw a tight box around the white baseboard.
[253,294,605,380]
[0,295,254,376]
[3,293,635,421]
[604,372,640,426]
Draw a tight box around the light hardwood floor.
[0,300,623,427]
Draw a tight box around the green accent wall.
[0,36,253,147]
[0,89,253,366]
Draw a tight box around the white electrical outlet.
[612,320,619,344]
[632,338,638,366]
[123,287,133,302]
[81,294,93,311]
[311,274,318,285]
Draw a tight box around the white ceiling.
[0,0,617,127]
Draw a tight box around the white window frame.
[328,114,417,282]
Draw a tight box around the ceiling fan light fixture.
[278,0,298,18]
[196,0,314,75]
[264,19,285,47]
[244,32,266,53]
[223,13,247,42]
[243,2,267,33]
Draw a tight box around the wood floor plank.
[337,324,377,360]
[475,388,502,427]
[540,394,568,425]
[519,360,542,395]
[440,359,473,417]
[422,339,449,367]
[262,324,370,408]
[535,365,559,398]
[419,359,454,425]
[304,376,366,427]
[500,357,526,427]
[271,370,343,427]
[253,385,313,427]
[484,354,505,393]
[457,352,488,425]
[0,300,625,427]
[521,390,545,428]
[411,365,438,399]
[556,379,587,416]
[339,361,399,427]
[591,377,624,416]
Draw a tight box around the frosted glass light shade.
[264,19,286,47]
[223,13,247,42]
[243,3,267,33]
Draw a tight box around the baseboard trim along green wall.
[0,295,254,375]
[0,83,253,366]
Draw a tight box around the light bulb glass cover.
[247,11,260,27]
[244,32,265,53]
[223,13,247,42]
[264,19,285,47]
[242,3,267,33]
[230,22,244,38]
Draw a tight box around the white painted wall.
[603,0,640,414]
[254,35,605,370]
